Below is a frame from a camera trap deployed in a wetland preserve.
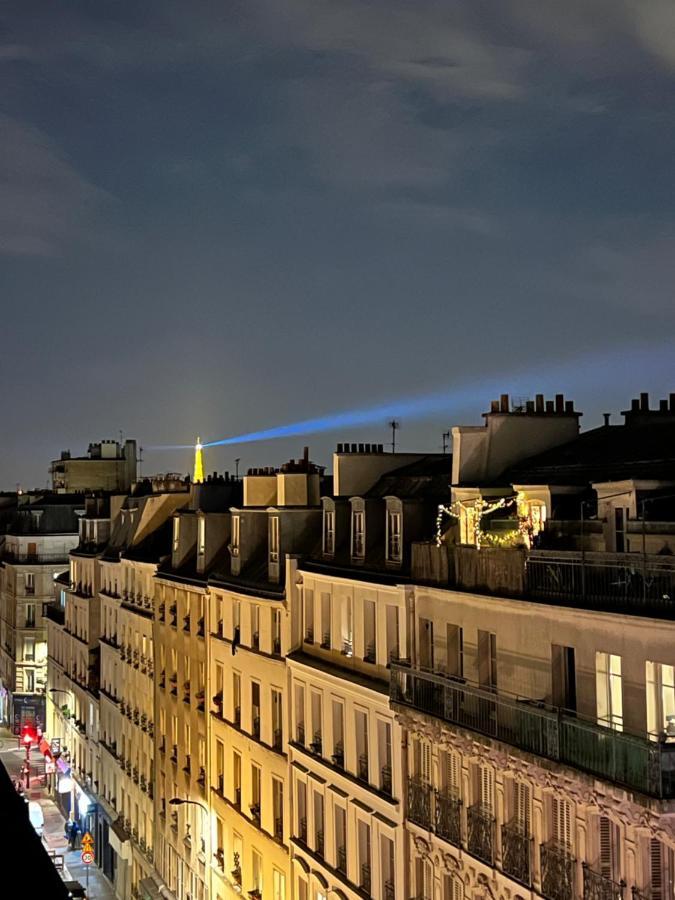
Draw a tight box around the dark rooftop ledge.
[413,544,675,619]
[390,661,675,800]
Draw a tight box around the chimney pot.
[631,398,639,411]
[660,399,668,412]
[500,393,509,413]
[525,400,534,413]
[555,393,564,413]
[535,394,544,412]
[545,400,554,412]
[640,392,649,411]
[358,443,365,453]
[565,400,574,413]
[490,400,500,413]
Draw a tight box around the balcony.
[435,790,461,848]
[273,728,283,752]
[315,829,324,857]
[357,753,369,783]
[407,779,433,829]
[249,803,261,826]
[336,845,347,875]
[298,816,307,844]
[310,732,322,756]
[380,764,392,796]
[391,662,675,799]
[252,715,261,740]
[296,723,305,745]
[502,821,533,887]
[583,864,626,900]
[540,842,576,900]
[331,741,344,769]
[384,882,395,900]
[467,804,494,866]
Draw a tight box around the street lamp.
[169,798,211,894]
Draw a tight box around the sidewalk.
[0,727,116,899]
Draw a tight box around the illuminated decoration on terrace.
[193,437,204,484]
[435,493,547,549]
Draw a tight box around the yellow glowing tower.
[193,437,204,483]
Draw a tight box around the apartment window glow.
[352,510,365,559]
[172,517,180,552]
[647,662,675,739]
[323,509,335,556]
[386,510,402,562]
[231,516,240,557]
[596,652,623,731]
[197,517,205,557]
[269,516,280,563]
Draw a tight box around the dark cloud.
[0,1,674,486]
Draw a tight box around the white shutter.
[599,816,613,879]
[420,740,431,784]
[442,749,460,795]
[515,781,531,832]
[444,875,463,900]
[552,797,573,850]
[480,765,494,811]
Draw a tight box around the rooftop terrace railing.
[391,661,675,799]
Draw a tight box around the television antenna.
[388,419,400,453]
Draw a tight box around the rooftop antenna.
[388,419,400,453]
[138,446,144,478]
[235,458,241,480]
[442,430,451,454]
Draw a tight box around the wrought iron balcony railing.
[360,863,371,896]
[391,662,675,799]
[407,778,433,830]
[540,841,576,900]
[380,764,393,796]
[583,864,626,900]
[467,804,494,866]
[435,790,462,848]
[501,821,533,887]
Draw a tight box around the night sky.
[2,2,674,488]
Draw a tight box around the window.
[478,630,497,689]
[386,606,399,664]
[352,510,365,559]
[386,510,402,562]
[24,638,35,661]
[415,858,433,900]
[231,516,240,557]
[25,573,35,595]
[459,504,478,545]
[413,737,431,784]
[313,791,324,855]
[250,764,261,822]
[323,509,335,556]
[172,517,180,552]
[378,720,392,794]
[446,625,463,678]
[381,835,395,900]
[26,669,35,692]
[444,875,463,900]
[216,741,225,793]
[356,709,369,782]
[233,672,241,724]
[332,700,344,766]
[473,763,494,811]
[252,849,263,896]
[341,596,353,656]
[25,604,36,628]
[269,516,280,563]
[251,605,260,650]
[296,779,307,841]
[439,748,460,796]
[645,838,674,900]
[272,609,281,655]
[295,683,305,744]
[550,796,573,850]
[594,815,620,882]
[364,600,376,663]
[304,589,314,643]
[273,870,286,900]
[320,593,331,648]
[272,689,283,749]
[509,779,531,833]
[596,652,623,731]
[272,778,284,841]
[358,821,371,894]
[251,682,260,738]
[335,806,347,872]
[647,662,675,739]
[311,691,322,754]
[232,751,242,806]
[197,517,205,557]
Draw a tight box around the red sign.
[81,850,94,865]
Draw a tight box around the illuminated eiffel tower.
[193,437,204,483]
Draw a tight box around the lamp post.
[169,798,211,897]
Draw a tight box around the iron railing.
[336,845,347,874]
[467,804,494,865]
[435,790,462,848]
[407,779,433,829]
[360,863,371,896]
[391,662,675,799]
[540,842,576,900]
[501,821,533,887]
[583,864,626,900]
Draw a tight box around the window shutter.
[480,765,494,810]
[443,750,460,795]
[651,839,663,900]
[515,781,531,832]
[599,816,613,879]
[421,740,431,784]
[552,797,573,850]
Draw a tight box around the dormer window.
[352,509,365,560]
[231,516,240,558]
[197,517,206,558]
[269,516,280,563]
[323,509,335,556]
[386,509,402,563]
[172,518,180,553]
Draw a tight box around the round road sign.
[81,850,94,865]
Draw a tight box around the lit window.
[172,517,180,552]
[596,652,623,731]
[231,516,240,557]
[646,662,675,739]
[197,518,205,557]
[269,516,280,563]
[352,510,365,559]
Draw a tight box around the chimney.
[500,393,509,413]
[565,400,574,413]
[525,400,534,413]
[640,392,649,411]
[490,400,500,413]
[545,400,554,412]
[670,393,675,412]
[631,398,640,411]
[535,394,544,413]
[660,399,669,412]
[555,393,564,413]
[603,413,611,427]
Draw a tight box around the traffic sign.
[81,831,94,848]
[81,850,94,865]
